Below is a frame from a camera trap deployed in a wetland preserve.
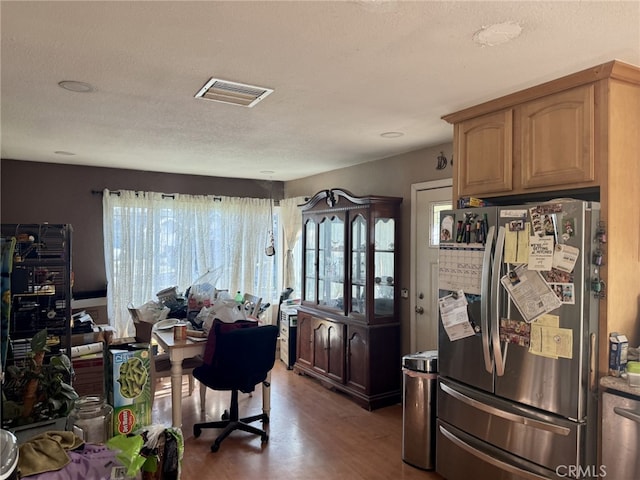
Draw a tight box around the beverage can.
[173,323,187,341]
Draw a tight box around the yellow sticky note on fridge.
[504,225,530,264]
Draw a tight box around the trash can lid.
[0,429,18,480]
[403,350,437,373]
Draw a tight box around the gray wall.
[1,143,454,355]
[0,159,283,296]
[286,142,453,355]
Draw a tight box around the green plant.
[1,329,79,428]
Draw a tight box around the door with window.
[410,180,452,352]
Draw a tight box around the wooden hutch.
[294,189,402,410]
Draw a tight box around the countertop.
[600,375,640,398]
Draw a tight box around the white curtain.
[279,196,306,293]
[103,189,274,337]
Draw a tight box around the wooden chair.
[132,319,203,400]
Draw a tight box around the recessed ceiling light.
[380,132,404,138]
[260,170,275,175]
[473,21,523,46]
[54,151,76,156]
[58,80,95,93]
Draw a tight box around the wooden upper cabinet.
[442,62,625,201]
[519,85,596,190]
[443,60,640,379]
[455,109,513,196]
[450,84,597,200]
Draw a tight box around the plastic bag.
[186,267,223,318]
[194,305,215,331]
[107,432,146,478]
[129,301,169,324]
[107,425,184,480]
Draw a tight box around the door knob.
[415,306,424,314]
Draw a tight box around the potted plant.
[1,329,79,435]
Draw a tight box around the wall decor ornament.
[436,151,452,170]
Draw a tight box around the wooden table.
[152,328,271,428]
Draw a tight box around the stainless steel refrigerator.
[436,199,601,480]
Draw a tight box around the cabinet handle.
[440,381,570,436]
[614,406,640,424]
[439,424,550,480]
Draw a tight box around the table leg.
[262,371,271,418]
[170,357,184,427]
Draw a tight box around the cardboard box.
[106,345,152,435]
[609,332,628,377]
[457,196,491,209]
[62,331,105,348]
[72,354,105,397]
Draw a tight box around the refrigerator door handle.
[440,381,571,436]
[481,224,496,374]
[613,406,640,424]
[589,333,597,392]
[491,225,507,376]
[438,424,550,480]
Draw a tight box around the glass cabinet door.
[304,219,317,303]
[351,214,367,315]
[374,217,395,316]
[318,216,344,310]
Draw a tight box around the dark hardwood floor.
[151,358,443,479]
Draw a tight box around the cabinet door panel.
[327,321,345,382]
[312,319,345,383]
[346,325,368,394]
[312,321,328,374]
[520,85,596,189]
[456,110,513,196]
[296,312,313,368]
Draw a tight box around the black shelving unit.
[1,223,73,361]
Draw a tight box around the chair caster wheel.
[221,410,229,421]
[261,433,269,444]
[211,442,220,453]
[194,426,202,438]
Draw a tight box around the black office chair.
[193,322,278,452]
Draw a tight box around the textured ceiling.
[1,1,639,181]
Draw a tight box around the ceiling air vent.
[194,78,274,108]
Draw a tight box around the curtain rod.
[91,190,225,201]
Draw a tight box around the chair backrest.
[242,293,262,317]
[133,320,154,344]
[195,323,278,394]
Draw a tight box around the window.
[103,190,276,337]
[431,201,453,247]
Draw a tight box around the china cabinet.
[294,189,402,409]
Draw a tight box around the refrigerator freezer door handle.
[614,406,640,424]
[438,424,551,480]
[491,225,507,376]
[589,333,597,392]
[440,381,571,436]
[481,225,496,374]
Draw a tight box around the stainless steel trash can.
[402,350,438,470]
